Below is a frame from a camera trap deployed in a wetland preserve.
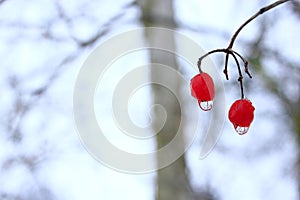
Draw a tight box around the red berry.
[228,99,255,135]
[190,72,215,111]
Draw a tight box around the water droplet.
[235,126,249,135]
[199,100,213,111]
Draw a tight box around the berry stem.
[230,52,245,99]
[197,48,228,72]
[224,53,230,80]
[230,50,252,78]
[198,49,246,98]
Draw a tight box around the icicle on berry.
[190,72,215,111]
[228,99,255,135]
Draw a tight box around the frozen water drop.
[235,126,249,135]
[199,100,213,111]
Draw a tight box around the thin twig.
[227,0,291,49]
[230,50,252,78]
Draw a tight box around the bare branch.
[0,0,7,5]
[228,0,291,49]
[72,1,137,47]
[197,0,291,99]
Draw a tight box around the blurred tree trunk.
[137,0,196,200]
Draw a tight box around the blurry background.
[0,0,299,199]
